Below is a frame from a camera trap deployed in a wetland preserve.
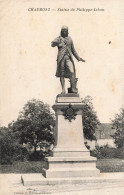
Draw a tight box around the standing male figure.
[51,26,85,94]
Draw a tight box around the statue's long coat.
[51,36,80,78]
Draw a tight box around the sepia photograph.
[0,0,124,194]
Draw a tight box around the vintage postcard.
[0,0,124,194]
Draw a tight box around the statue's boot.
[70,77,78,93]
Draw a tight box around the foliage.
[0,96,100,164]
[8,99,55,153]
[90,144,124,159]
[111,107,124,148]
[0,129,28,165]
[96,159,124,173]
[84,141,91,150]
[0,126,9,137]
[82,96,100,141]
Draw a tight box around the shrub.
[90,144,124,159]
[0,132,29,165]
[28,151,44,161]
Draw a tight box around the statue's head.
[61,26,69,37]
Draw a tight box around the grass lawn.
[0,159,124,173]
[97,159,124,172]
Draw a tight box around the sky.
[0,0,124,126]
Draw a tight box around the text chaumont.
[28,8,50,11]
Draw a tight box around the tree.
[0,97,100,163]
[9,99,55,153]
[111,107,124,148]
[0,127,28,164]
[0,126,9,138]
[82,96,100,141]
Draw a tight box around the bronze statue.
[51,26,85,94]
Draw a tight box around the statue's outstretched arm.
[51,37,60,47]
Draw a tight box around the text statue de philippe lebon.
[51,25,85,94]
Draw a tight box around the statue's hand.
[79,58,85,62]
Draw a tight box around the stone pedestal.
[42,94,100,178]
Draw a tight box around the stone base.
[42,95,100,179]
[42,168,100,178]
[42,156,100,178]
[52,146,90,157]
[21,173,124,186]
[56,93,81,103]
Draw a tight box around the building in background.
[86,123,116,149]
[95,123,116,147]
